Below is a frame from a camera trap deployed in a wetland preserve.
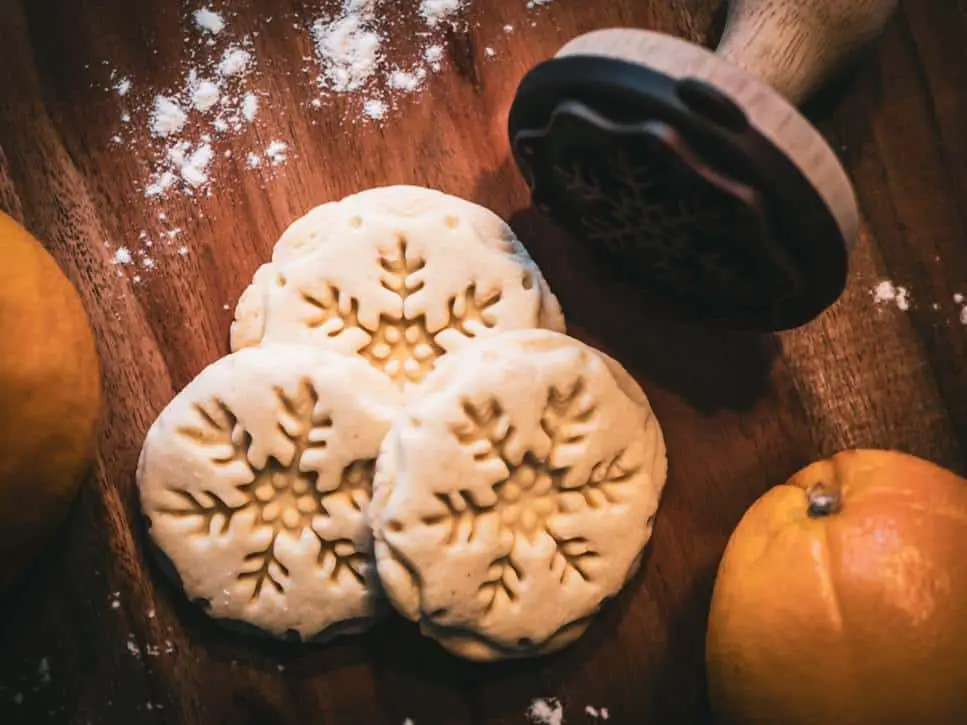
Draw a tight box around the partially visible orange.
[706,449,967,725]
[0,210,101,589]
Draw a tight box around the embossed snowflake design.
[552,151,760,303]
[294,238,502,385]
[423,379,640,610]
[160,381,373,599]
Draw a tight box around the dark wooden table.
[1,1,965,723]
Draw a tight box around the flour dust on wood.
[527,698,564,725]
[92,1,565,283]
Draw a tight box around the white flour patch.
[527,698,564,725]
[126,636,142,659]
[191,78,221,112]
[420,0,466,27]
[194,8,226,35]
[423,44,444,71]
[527,0,554,7]
[307,0,477,124]
[955,293,967,325]
[312,1,383,92]
[180,143,215,187]
[586,704,610,720]
[242,93,259,121]
[363,98,388,119]
[218,48,252,77]
[871,280,910,311]
[150,96,188,138]
[388,67,426,92]
[265,140,289,165]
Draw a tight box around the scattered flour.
[585,704,610,720]
[527,698,564,725]
[218,48,252,77]
[872,280,910,311]
[180,143,215,187]
[126,636,142,659]
[116,11,281,208]
[150,96,188,137]
[424,44,444,71]
[955,293,967,325]
[194,7,226,35]
[312,1,383,92]
[102,1,551,280]
[241,92,259,121]
[420,0,466,27]
[527,0,554,8]
[364,98,388,120]
[191,79,221,111]
[388,68,426,92]
[265,141,289,165]
[307,0,476,122]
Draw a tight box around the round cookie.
[369,329,668,661]
[230,186,566,387]
[136,344,403,642]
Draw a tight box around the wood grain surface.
[1,1,965,723]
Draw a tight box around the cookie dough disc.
[136,344,403,641]
[229,186,566,387]
[370,329,668,660]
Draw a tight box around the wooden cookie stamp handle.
[715,0,899,105]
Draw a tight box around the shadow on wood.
[476,156,779,414]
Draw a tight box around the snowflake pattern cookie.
[370,329,668,660]
[136,344,403,641]
[230,185,566,387]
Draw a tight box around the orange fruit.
[0,211,101,589]
[706,449,967,725]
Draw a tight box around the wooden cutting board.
[1,1,965,723]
